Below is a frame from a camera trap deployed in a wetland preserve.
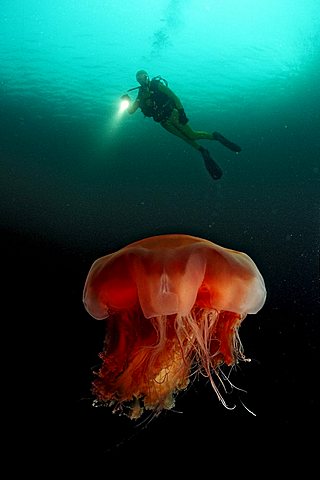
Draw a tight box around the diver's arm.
[127,98,140,114]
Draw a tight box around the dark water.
[2,0,319,470]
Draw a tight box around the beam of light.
[104,97,131,139]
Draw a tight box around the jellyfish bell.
[83,234,266,419]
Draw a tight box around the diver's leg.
[160,119,201,150]
[178,123,213,140]
[160,116,222,180]
[165,110,242,153]
[165,110,213,141]
[178,123,242,152]
[212,131,242,152]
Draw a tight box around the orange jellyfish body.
[83,234,266,419]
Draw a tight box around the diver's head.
[136,70,149,87]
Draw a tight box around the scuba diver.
[121,70,241,181]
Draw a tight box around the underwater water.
[2,0,319,468]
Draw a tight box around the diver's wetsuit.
[138,81,214,147]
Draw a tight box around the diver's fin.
[199,147,223,180]
[212,131,242,153]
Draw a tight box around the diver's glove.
[178,108,189,125]
[121,94,130,101]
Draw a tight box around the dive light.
[119,94,130,112]
[119,86,140,112]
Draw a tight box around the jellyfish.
[83,234,266,419]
